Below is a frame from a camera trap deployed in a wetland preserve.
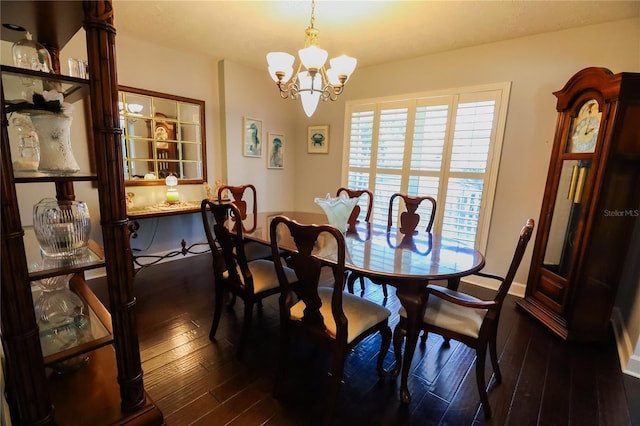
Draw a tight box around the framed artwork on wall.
[307,125,329,154]
[243,117,263,157]
[267,132,284,169]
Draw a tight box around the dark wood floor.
[88,254,638,426]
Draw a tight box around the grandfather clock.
[517,67,640,342]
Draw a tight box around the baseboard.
[462,275,526,298]
[612,307,640,379]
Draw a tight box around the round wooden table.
[236,211,485,403]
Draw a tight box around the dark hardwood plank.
[569,343,601,425]
[503,317,550,425]
[85,254,636,426]
[537,334,572,425]
[595,336,633,426]
[478,301,533,424]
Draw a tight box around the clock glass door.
[542,159,591,277]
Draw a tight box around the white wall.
[218,60,299,212]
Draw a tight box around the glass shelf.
[24,226,105,281]
[13,170,98,183]
[37,276,113,367]
[1,65,89,104]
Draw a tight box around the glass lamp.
[165,175,179,203]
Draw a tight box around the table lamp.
[165,175,179,204]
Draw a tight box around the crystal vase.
[314,193,359,234]
[27,112,80,174]
[33,272,91,372]
[33,198,91,258]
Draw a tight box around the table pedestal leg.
[394,284,428,404]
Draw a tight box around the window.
[343,83,511,250]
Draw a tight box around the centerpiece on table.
[7,88,79,174]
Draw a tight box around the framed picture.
[307,125,329,154]
[243,117,263,157]
[267,132,284,169]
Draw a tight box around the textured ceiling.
[112,1,639,71]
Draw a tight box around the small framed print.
[307,125,329,154]
[243,117,263,157]
[267,132,284,169]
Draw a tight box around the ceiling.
[112,1,639,72]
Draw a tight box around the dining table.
[230,210,486,404]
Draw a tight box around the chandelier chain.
[310,0,316,29]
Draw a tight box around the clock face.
[567,99,601,153]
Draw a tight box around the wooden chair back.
[201,200,252,291]
[270,216,348,342]
[217,184,257,232]
[387,193,437,235]
[489,218,535,317]
[336,187,373,232]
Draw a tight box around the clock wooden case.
[517,67,640,342]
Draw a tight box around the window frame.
[341,82,511,251]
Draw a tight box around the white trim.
[612,307,640,379]
[461,275,526,298]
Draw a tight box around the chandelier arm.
[289,82,301,100]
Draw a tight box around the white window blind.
[343,83,510,250]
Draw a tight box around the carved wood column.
[83,0,146,412]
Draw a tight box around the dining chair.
[216,183,273,261]
[348,192,437,298]
[269,215,393,425]
[392,218,534,418]
[201,200,298,359]
[335,187,373,233]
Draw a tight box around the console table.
[127,200,211,272]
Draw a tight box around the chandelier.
[266,0,357,117]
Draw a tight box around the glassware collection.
[9,31,95,372]
[31,197,93,373]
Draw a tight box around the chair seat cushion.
[242,241,274,262]
[223,259,297,294]
[291,288,390,343]
[399,290,487,338]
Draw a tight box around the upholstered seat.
[398,286,486,338]
[290,288,390,343]
[223,259,296,294]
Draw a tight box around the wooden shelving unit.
[1,1,163,424]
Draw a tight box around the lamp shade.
[330,55,357,79]
[266,52,295,82]
[298,71,321,117]
[298,45,328,70]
